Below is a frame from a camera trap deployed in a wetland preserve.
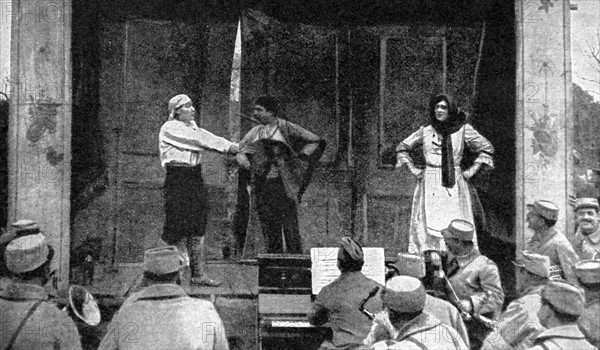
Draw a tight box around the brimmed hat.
[0,219,41,245]
[575,260,600,285]
[512,250,551,278]
[383,276,426,313]
[394,253,426,279]
[143,246,183,275]
[338,237,364,263]
[441,219,475,242]
[542,280,585,316]
[574,198,599,212]
[11,219,40,232]
[527,200,559,221]
[5,233,50,273]
[167,94,191,120]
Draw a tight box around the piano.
[257,254,331,350]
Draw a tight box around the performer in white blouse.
[159,94,238,286]
[395,94,494,259]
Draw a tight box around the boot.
[189,236,221,287]
[174,239,191,284]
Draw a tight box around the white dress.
[397,123,494,253]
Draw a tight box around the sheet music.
[310,247,385,295]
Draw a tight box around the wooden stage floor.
[88,260,259,300]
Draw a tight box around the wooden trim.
[378,36,387,169]
[514,0,525,256]
[8,0,20,224]
[562,0,574,237]
[8,0,74,289]
[60,0,73,290]
[377,31,444,169]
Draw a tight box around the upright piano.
[257,254,331,350]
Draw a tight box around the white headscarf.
[167,94,192,120]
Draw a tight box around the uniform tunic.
[445,250,504,349]
[0,282,82,350]
[482,285,545,350]
[525,227,581,285]
[527,324,597,350]
[308,271,383,350]
[369,312,468,350]
[396,124,494,253]
[98,283,228,350]
[574,224,600,260]
[579,297,600,349]
[424,294,470,348]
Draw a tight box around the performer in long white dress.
[395,94,494,255]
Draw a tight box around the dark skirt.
[162,164,208,245]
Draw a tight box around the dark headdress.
[428,94,467,188]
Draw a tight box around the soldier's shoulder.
[35,300,79,325]
[425,294,454,309]
[475,254,499,267]
[183,296,218,310]
[550,230,572,244]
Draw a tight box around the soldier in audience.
[482,251,551,349]
[1,220,42,285]
[388,252,470,347]
[0,233,82,350]
[527,280,596,349]
[439,219,504,350]
[365,276,468,350]
[525,199,581,284]
[98,246,229,350]
[308,237,384,350]
[575,259,600,348]
[573,198,600,260]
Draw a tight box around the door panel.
[241,10,352,252]
[353,25,482,256]
[112,19,210,262]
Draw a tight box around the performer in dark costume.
[235,96,325,254]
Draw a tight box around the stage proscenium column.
[515,0,573,253]
[8,0,72,289]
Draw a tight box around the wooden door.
[352,25,482,256]
[106,19,209,263]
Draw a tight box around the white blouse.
[159,120,234,167]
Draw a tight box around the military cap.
[575,260,600,285]
[143,246,183,275]
[0,219,41,245]
[338,237,364,263]
[370,340,424,350]
[394,253,426,279]
[527,200,559,221]
[383,276,426,313]
[441,219,475,242]
[542,280,585,316]
[575,198,599,212]
[512,250,551,278]
[11,219,40,231]
[5,233,50,273]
